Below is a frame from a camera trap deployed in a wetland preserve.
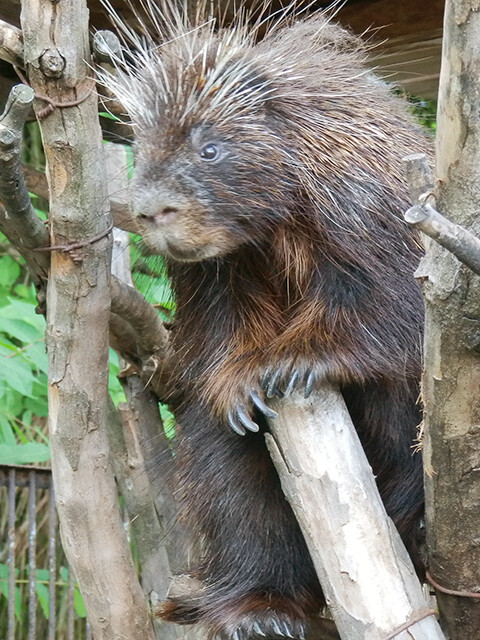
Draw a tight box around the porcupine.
[102,3,430,638]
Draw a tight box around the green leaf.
[24,382,49,417]
[0,297,45,333]
[10,419,29,444]
[73,585,86,617]
[160,405,175,439]
[0,352,34,397]
[133,273,174,308]
[36,569,50,619]
[13,283,36,301]
[0,563,22,620]
[58,566,86,617]
[0,390,24,423]
[0,318,43,344]
[24,342,48,374]
[0,414,16,446]
[108,350,126,405]
[0,256,21,288]
[33,206,47,221]
[99,111,120,121]
[0,442,50,464]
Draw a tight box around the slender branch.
[117,376,186,576]
[265,386,445,640]
[110,276,170,357]
[403,152,480,276]
[109,191,138,233]
[93,30,123,67]
[107,394,184,640]
[0,19,23,68]
[104,141,188,638]
[405,203,480,276]
[110,275,175,400]
[0,84,50,282]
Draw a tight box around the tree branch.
[107,392,185,640]
[0,84,50,283]
[104,141,190,638]
[405,202,480,277]
[0,103,169,400]
[0,19,23,68]
[403,152,480,277]
[265,386,445,640]
[110,275,175,400]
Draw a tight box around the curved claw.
[227,410,246,436]
[279,621,295,638]
[284,368,300,397]
[236,406,260,433]
[304,370,316,398]
[252,621,267,637]
[271,617,296,638]
[250,390,278,419]
[259,367,272,391]
[266,368,282,399]
[295,622,307,640]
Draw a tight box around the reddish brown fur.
[106,7,432,639]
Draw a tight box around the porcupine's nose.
[138,205,179,225]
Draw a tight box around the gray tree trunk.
[20,2,155,639]
[421,1,480,637]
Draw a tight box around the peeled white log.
[266,384,445,640]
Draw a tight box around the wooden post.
[421,1,480,637]
[20,2,155,638]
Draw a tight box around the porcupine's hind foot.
[159,590,313,639]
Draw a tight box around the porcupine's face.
[125,34,295,263]
[131,113,292,262]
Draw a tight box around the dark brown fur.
[107,8,431,639]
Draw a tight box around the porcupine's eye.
[199,143,219,162]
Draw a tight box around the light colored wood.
[0,18,22,67]
[266,386,445,640]
[421,1,480,637]
[20,2,155,639]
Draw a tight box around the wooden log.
[266,385,445,640]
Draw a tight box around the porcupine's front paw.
[226,364,317,436]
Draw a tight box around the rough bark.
[107,395,183,640]
[112,382,208,640]
[0,18,23,68]
[266,386,445,640]
[0,84,49,283]
[406,201,480,276]
[420,1,480,637]
[20,2,154,639]
[104,141,188,639]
